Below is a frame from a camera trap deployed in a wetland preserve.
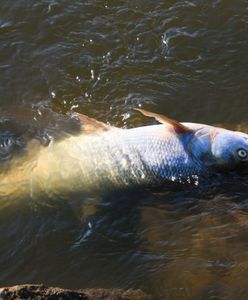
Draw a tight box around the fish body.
[0,109,248,200]
[33,124,200,197]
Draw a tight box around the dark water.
[0,1,248,299]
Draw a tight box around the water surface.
[0,1,248,299]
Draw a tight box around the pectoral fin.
[135,108,192,134]
[73,112,112,133]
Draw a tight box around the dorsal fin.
[73,112,111,133]
[135,108,192,134]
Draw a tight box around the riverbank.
[0,284,150,300]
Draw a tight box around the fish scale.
[122,125,202,183]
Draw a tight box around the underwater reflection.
[138,183,248,300]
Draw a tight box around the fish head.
[210,129,248,170]
[189,125,248,171]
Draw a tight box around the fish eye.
[237,148,247,160]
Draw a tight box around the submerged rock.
[0,284,150,300]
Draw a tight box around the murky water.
[0,1,248,299]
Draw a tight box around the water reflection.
[138,184,248,299]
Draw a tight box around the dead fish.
[0,108,248,200]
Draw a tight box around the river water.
[0,1,248,299]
